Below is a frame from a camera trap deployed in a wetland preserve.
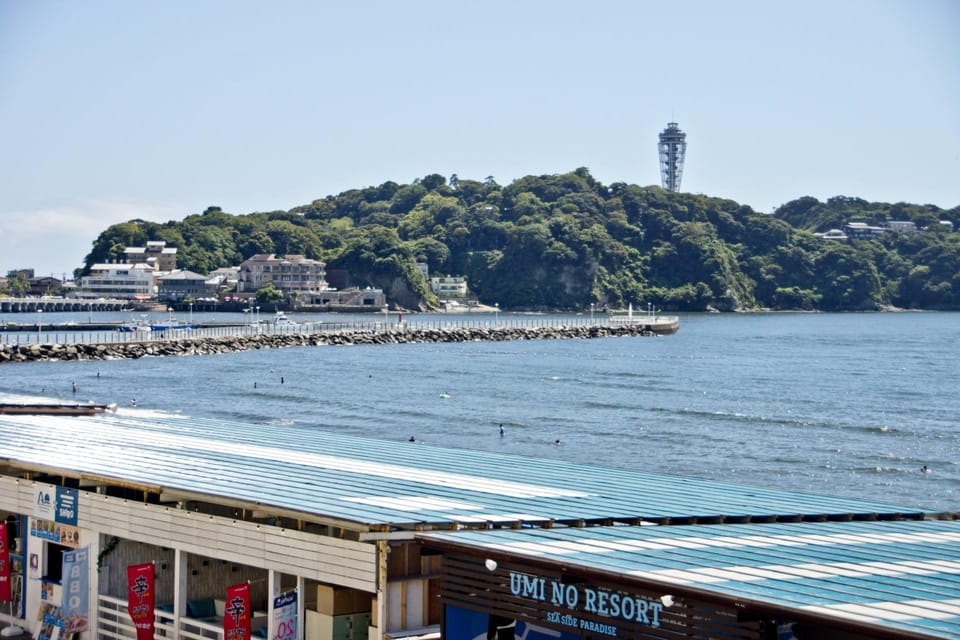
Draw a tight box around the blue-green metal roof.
[0,410,931,529]
[420,519,960,639]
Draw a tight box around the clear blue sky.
[2,0,958,278]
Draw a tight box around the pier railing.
[0,314,677,347]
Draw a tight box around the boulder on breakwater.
[0,324,658,364]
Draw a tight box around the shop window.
[4,515,16,549]
[44,542,70,583]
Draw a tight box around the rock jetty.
[0,324,659,364]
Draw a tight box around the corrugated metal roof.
[0,411,930,529]
[420,519,960,639]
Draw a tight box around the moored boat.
[117,323,152,332]
[149,321,195,331]
[273,311,296,326]
[0,402,117,416]
[149,309,195,331]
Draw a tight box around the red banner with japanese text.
[127,563,155,640]
[0,522,10,602]
[224,583,251,640]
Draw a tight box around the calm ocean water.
[1,311,957,513]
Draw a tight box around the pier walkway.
[0,315,679,363]
[0,296,129,313]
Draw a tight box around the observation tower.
[658,121,687,191]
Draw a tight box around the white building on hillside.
[815,229,848,242]
[74,262,155,300]
[238,254,327,294]
[123,241,178,271]
[887,220,917,233]
[844,222,887,239]
[429,276,467,298]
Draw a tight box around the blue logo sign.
[56,487,79,526]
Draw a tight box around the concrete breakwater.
[0,323,661,363]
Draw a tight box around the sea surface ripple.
[1,310,957,513]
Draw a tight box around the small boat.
[150,309,195,331]
[118,313,153,332]
[149,321,195,331]
[0,403,118,416]
[273,312,296,326]
[117,323,152,333]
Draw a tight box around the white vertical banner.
[272,591,297,640]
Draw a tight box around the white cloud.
[0,197,185,278]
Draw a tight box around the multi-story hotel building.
[238,254,327,294]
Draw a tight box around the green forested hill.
[82,168,960,311]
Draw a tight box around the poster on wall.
[224,583,251,640]
[445,605,580,640]
[127,563,155,640]
[37,602,65,640]
[272,590,297,640]
[29,518,80,548]
[61,547,89,633]
[0,522,10,602]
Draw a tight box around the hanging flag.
[0,522,10,602]
[127,563,155,640]
[273,591,297,640]
[224,583,251,640]
[62,547,90,632]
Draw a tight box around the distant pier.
[0,317,679,364]
[0,297,130,313]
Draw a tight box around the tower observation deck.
[658,122,687,191]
